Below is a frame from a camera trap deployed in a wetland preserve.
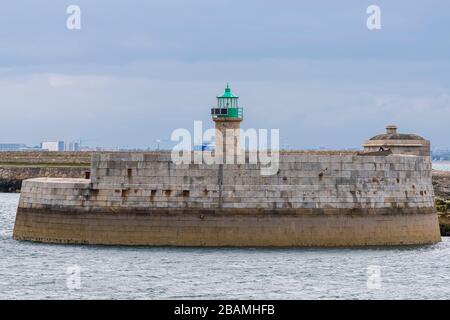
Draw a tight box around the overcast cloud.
[0,0,449,149]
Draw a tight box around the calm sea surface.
[0,193,449,300]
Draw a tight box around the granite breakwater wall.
[13,151,441,246]
[1,152,449,200]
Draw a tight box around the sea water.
[0,193,449,299]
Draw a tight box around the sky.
[0,0,449,149]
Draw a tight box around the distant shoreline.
[433,161,450,171]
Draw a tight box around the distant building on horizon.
[432,148,450,161]
[66,141,80,152]
[40,140,82,152]
[0,143,27,151]
[41,141,65,152]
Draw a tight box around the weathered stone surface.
[13,207,440,246]
[0,167,88,192]
[12,151,441,246]
[362,125,431,156]
[433,172,450,236]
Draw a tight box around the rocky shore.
[433,170,450,236]
[432,170,450,200]
[0,152,90,192]
[0,167,89,192]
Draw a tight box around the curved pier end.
[12,152,441,247]
[14,206,440,247]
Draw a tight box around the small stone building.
[363,125,430,156]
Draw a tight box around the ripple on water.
[0,193,449,299]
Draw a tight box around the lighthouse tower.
[211,84,243,160]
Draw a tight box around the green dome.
[217,83,239,99]
[211,83,243,120]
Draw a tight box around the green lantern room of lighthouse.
[211,84,243,120]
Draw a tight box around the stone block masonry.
[13,208,439,246]
[12,151,441,246]
[0,167,89,192]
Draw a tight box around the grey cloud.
[0,1,449,149]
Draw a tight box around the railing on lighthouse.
[211,84,243,120]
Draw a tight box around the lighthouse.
[211,84,243,160]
